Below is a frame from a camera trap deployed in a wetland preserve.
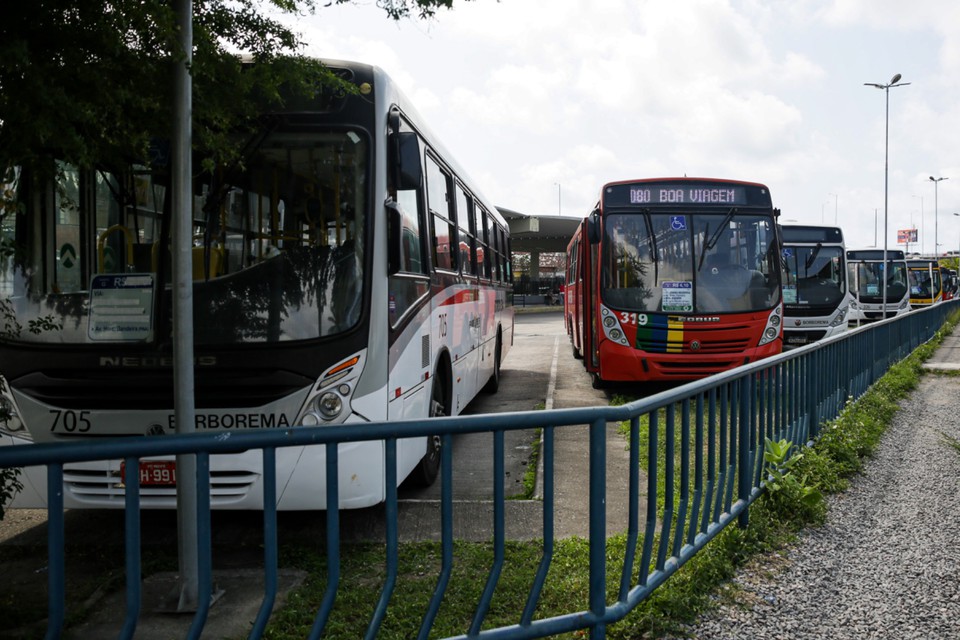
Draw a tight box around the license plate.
[120,460,177,487]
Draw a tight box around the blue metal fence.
[1,301,957,639]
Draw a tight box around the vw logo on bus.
[690,340,701,351]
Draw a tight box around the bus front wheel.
[409,375,445,487]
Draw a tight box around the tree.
[0,0,467,172]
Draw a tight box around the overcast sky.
[282,0,960,254]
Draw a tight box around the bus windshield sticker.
[783,285,797,304]
[670,215,687,231]
[662,281,693,312]
[88,274,155,341]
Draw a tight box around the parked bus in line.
[846,248,911,324]
[564,177,783,386]
[780,225,852,349]
[942,267,957,300]
[0,59,513,510]
[906,259,943,307]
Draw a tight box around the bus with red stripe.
[0,59,513,510]
[564,177,784,386]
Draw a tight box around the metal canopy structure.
[498,207,584,254]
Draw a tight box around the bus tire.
[591,374,607,390]
[410,374,446,487]
[483,332,502,393]
[572,339,582,360]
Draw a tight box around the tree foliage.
[0,0,468,171]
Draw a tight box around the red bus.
[564,177,784,386]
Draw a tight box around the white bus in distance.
[0,59,513,510]
[780,225,853,348]
[846,248,911,325]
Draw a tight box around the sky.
[278,0,960,255]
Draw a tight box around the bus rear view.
[781,225,852,348]
[566,177,784,386]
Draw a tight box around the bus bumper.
[597,339,782,382]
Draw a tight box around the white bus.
[846,248,911,324]
[780,225,852,348]
[0,59,513,510]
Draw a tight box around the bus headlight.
[316,392,343,420]
[829,306,849,327]
[0,394,27,438]
[758,304,783,346]
[599,304,630,346]
[297,353,365,426]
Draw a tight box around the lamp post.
[554,182,561,216]
[865,73,910,315]
[930,176,947,258]
[829,193,838,224]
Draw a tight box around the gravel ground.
[675,374,960,640]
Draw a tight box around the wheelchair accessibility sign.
[670,216,687,231]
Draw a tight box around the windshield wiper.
[639,209,658,280]
[698,207,738,271]
[804,242,822,273]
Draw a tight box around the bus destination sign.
[604,181,763,208]
[627,185,746,205]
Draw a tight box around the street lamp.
[828,193,838,224]
[864,73,910,315]
[954,212,960,264]
[554,182,561,216]
[930,176,948,258]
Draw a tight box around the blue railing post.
[737,373,752,528]
[589,416,607,638]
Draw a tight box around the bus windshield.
[849,261,908,302]
[782,245,846,307]
[0,129,368,346]
[601,211,780,314]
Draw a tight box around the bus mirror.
[587,208,601,244]
[395,132,422,191]
[386,197,402,275]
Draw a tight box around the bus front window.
[784,246,845,307]
[601,211,780,314]
[0,129,369,346]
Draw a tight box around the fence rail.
[1,301,956,639]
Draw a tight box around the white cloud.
[275,0,960,250]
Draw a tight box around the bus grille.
[635,336,751,354]
[63,464,260,507]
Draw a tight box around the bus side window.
[426,155,455,272]
[455,185,476,276]
[387,118,430,327]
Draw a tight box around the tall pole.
[954,212,960,265]
[829,193,838,224]
[865,74,910,316]
[173,0,200,611]
[555,182,561,216]
[955,212,960,263]
[930,176,948,258]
